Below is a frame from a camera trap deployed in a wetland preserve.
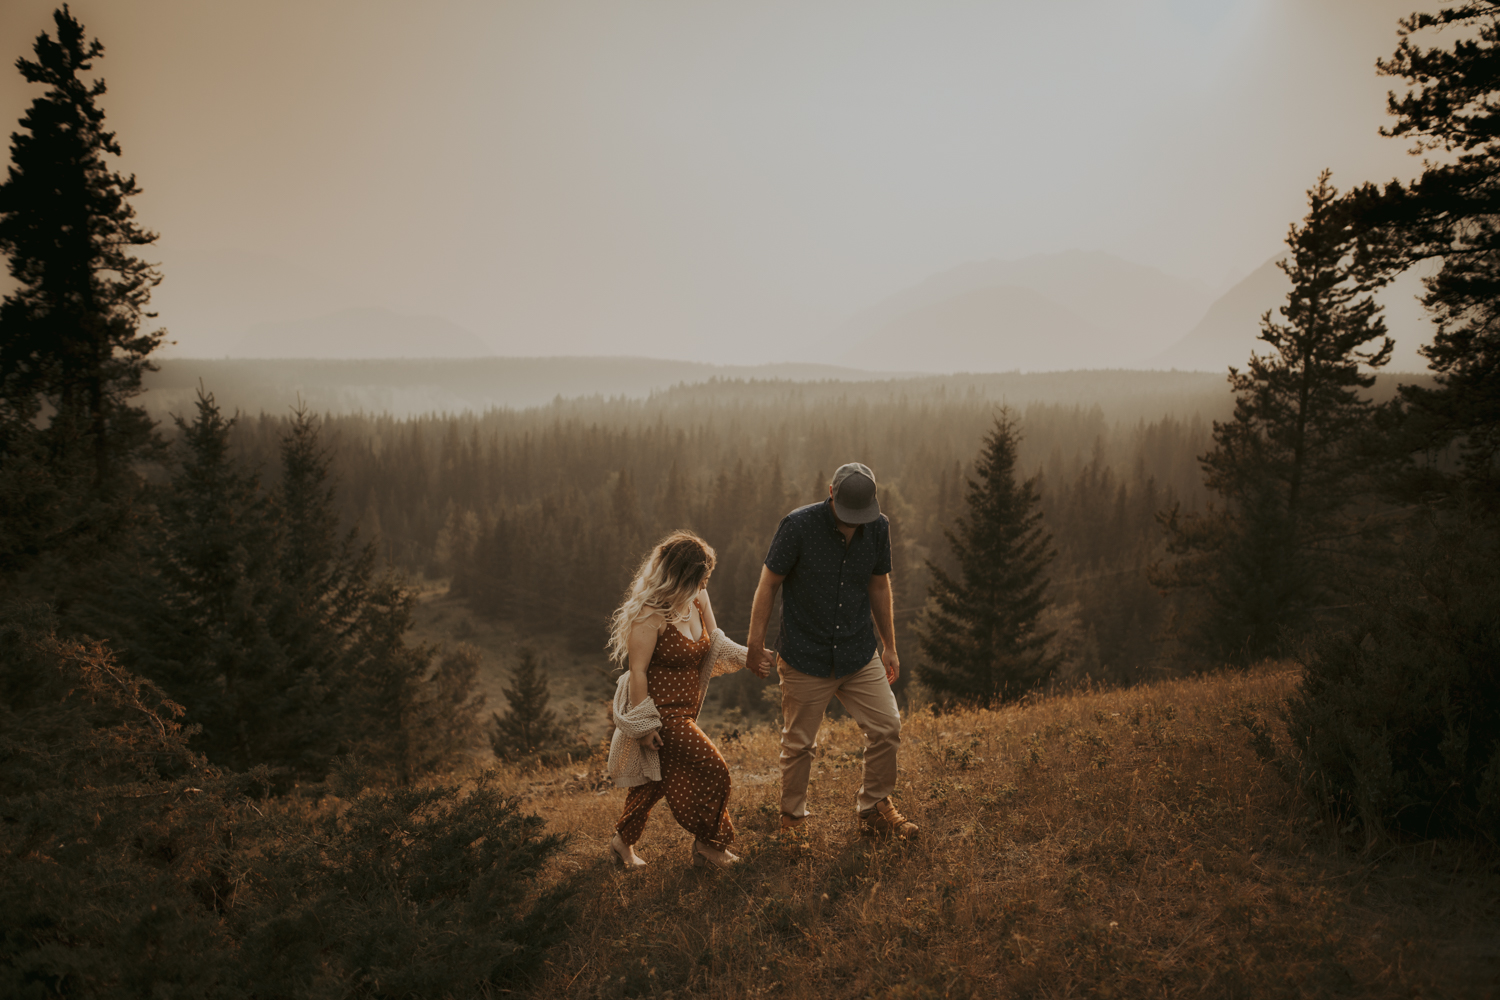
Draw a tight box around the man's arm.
[746,565,785,678]
[868,572,899,684]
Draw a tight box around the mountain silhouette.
[839,250,1213,372]
[1149,256,1285,371]
[235,307,493,359]
[1151,255,1438,373]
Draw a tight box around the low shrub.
[0,605,573,998]
[1286,509,1500,845]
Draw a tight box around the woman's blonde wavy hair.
[607,530,717,667]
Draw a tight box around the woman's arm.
[626,614,663,749]
[699,588,718,634]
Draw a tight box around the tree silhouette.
[0,6,162,496]
[917,411,1058,706]
[490,647,564,759]
[113,389,291,770]
[1364,3,1500,507]
[1159,172,1391,664]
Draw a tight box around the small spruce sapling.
[490,647,565,760]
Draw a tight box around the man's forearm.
[748,577,779,647]
[870,576,896,651]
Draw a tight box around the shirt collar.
[822,498,863,539]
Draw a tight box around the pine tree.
[917,411,1059,706]
[604,467,644,609]
[0,604,571,996]
[267,404,391,775]
[657,460,689,532]
[115,389,294,770]
[1159,172,1392,665]
[490,647,563,759]
[0,7,162,495]
[0,8,164,596]
[403,642,486,775]
[97,397,482,780]
[1364,3,1500,507]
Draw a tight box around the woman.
[606,530,739,869]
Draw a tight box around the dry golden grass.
[494,665,1498,999]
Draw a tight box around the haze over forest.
[6,2,1500,995]
[0,0,1446,374]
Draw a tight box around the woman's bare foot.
[691,839,740,869]
[610,832,647,868]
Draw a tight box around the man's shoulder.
[782,501,826,527]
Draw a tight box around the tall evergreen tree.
[1362,3,1500,507]
[277,408,484,781]
[1159,172,1392,665]
[0,7,162,497]
[113,389,295,770]
[917,411,1058,706]
[125,400,482,780]
[490,647,563,759]
[266,404,395,775]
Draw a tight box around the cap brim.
[833,499,880,524]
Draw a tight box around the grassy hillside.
[495,666,1498,998]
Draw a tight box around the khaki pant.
[778,652,901,817]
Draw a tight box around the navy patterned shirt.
[764,499,892,679]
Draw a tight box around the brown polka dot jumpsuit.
[615,600,735,851]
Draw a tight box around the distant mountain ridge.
[144,357,923,417]
[1149,256,1286,371]
[838,250,1215,373]
[1149,255,1439,373]
[236,307,493,359]
[143,358,1241,420]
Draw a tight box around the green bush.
[238,769,575,996]
[1286,510,1500,844]
[1,605,573,998]
[0,603,237,997]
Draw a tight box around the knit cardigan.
[606,627,758,788]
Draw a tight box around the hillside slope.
[509,667,1499,998]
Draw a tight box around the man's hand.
[881,646,900,685]
[747,566,786,681]
[639,729,663,750]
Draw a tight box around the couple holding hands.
[605,462,918,870]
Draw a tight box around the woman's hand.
[639,729,663,750]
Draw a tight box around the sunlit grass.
[495,664,1498,999]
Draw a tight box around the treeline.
[142,357,1234,423]
[0,11,568,996]
[4,6,1499,998]
[223,387,1217,691]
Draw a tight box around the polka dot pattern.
[764,499,893,678]
[615,600,735,850]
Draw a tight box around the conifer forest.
[2,4,1498,999]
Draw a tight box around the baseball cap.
[830,462,880,524]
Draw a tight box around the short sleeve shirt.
[764,499,892,679]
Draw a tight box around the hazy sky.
[0,1,1437,362]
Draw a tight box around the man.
[746,462,919,839]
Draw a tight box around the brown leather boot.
[860,798,919,839]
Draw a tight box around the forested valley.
[222,380,1220,700]
[4,4,1500,998]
